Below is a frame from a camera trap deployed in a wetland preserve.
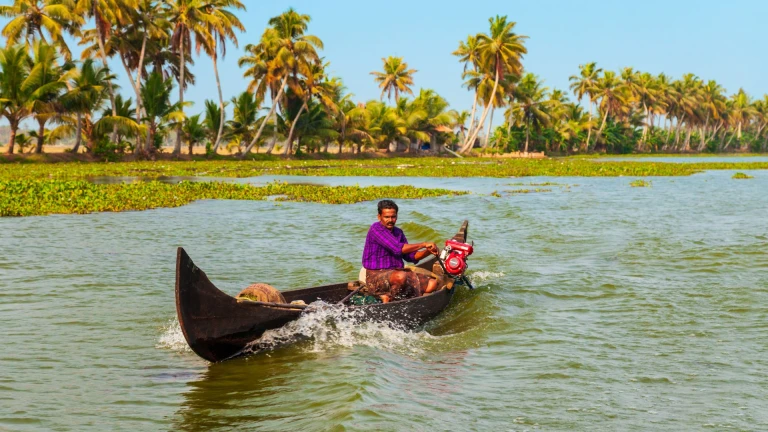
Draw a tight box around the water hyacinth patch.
[0,180,467,217]
[630,179,652,187]
[732,172,754,179]
[2,157,768,181]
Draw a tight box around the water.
[2,171,767,430]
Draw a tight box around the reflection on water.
[2,171,768,430]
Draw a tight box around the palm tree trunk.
[173,37,185,156]
[94,21,118,143]
[6,119,17,154]
[337,121,345,154]
[463,91,480,149]
[132,33,148,155]
[593,109,610,150]
[35,118,46,154]
[241,74,289,158]
[683,125,692,151]
[461,67,500,154]
[484,107,495,148]
[265,134,278,154]
[212,48,225,154]
[72,114,82,153]
[284,101,308,155]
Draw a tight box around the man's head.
[377,200,398,230]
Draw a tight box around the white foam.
[240,302,434,357]
[468,271,505,284]
[156,318,191,352]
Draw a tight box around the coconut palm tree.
[182,113,205,155]
[166,0,217,155]
[371,56,417,103]
[27,41,72,153]
[460,15,527,153]
[226,90,259,153]
[569,62,602,149]
[203,98,226,150]
[204,0,245,154]
[239,8,322,158]
[75,0,137,140]
[592,71,629,149]
[453,35,480,139]
[140,70,184,152]
[0,45,33,154]
[0,0,81,59]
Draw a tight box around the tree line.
[0,1,765,157]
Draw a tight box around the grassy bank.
[0,180,466,217]
[3,157,768,181]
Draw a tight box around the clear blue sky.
[2,0,767,121]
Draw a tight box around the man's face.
[378,208,397,230]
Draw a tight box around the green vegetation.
[1,4,766,160]
[0,180,466,217]
[732,172,754,179]
[506,188,552,194]
[630,179,651,187]
[2,158,768,182]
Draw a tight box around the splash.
[238,302,436,358]
[156,318,191,352]
[468,270,505,285]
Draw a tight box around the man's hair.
[377,199,398,214]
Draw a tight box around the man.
[362,199,439,303]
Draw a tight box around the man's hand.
[424,242,439,255]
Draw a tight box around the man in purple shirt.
[362,200,439,303]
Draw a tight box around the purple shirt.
[362,222,418,270]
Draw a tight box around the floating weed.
[506,188,553,194]
[490,191,502,198]
[0,180,467,217]
[630,179,652,187]
[2,157,768,181]
[732,172,754,179]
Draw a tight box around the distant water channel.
[1,170,767,430]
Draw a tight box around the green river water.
[1,169,767,431]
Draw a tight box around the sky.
[1,0,767,124]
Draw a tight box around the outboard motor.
[438,239,475,289]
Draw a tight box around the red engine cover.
[443,240,474,275]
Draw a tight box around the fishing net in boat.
[236,283,286,304]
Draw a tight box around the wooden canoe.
[175,220,470,362]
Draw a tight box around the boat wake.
[157,318,191,352]
[236,302,436,359]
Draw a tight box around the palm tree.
[204,0,245,154]
[227,91,259,153]
[284,61,329,154]
[371,56,417,103]
[75,0,137,141]
[0,0,80,59]
[728,89,756,150]
[57,59,112,152]
[508,73,552,152]
[140,70,184,152]
[0,45,32,154]
[569,62,602,150]
[182,113,205,155]
[453,35,480,141]
[203,98,226,150]
[592,71,629,149]
[27,41,72,153]
[166,0,216,155]
[460,15,527,153]
[239,8,323,158]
